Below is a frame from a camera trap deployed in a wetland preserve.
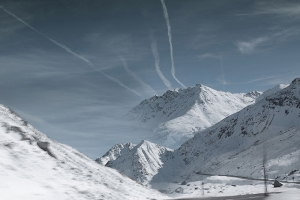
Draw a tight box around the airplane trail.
[219,56,227,85]
[0,5,142,97]
[160,0,186,88]
[218,56,227,91]
[120,57,157,96]
[150,37,172,89]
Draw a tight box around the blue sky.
[0,0,300,158]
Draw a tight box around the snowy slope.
[151,78,300,185]
[0,104,167,200]
[95,143,136,165]
[128,84,261,148]
[104,140,173,185]
[256,83,289,102]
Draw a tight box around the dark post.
[201,172,204,196]
[263,143,268,196]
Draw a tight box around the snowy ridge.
[128,84,261,148]
[104,140,173,185]
[95,143,136,165]
[256,83,289,102]
[151,78,300,184]
[0,104,167,200]
[244,91,262,99]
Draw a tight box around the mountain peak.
[103,140,173,184]
[95,143,136,165]
[135,139,150,148]
[127,84,260,149]
[175,83,205,93]
[244,91,262,98]
[291,77,300,87]
[135,139,172,151]
[136,139,152,147]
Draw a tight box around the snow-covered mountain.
[95,143,136,165]
[151,78,300,184]
[128,84,261,148]
[103,78,300,186]
[103,140,173,185]
[0,104,167,200]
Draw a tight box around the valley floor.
[151,175,300,199]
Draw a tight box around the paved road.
[198,173,300,184]
[172,193,272,200]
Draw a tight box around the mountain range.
[152,78,300,184]
[127,84,262,149]
[3,78,299,199]
[101,78,300,188]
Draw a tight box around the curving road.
[172,193,270,200]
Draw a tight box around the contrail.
[150,35,172,89]
[160,0,186,88]
[120,57,157,96]
[220,56,227,85]
[0,5,142,97]
[219,56,227,87]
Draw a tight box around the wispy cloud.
[237,27,300,54]
[0,5,33,40]
[237,37,269,54]
[84,32,148,62]
[160,0,186,88]
[198,53,221,60]
[216,77,228,85]
[254,3,300,17]
[235,2,300,55]
[0,5,142,97]
[120,56,157,96]
[198,53,228,86]
[149,33,172,89]
[228,75,298,87]
[244,76,276,84]
[14,108,46,124]
[218,56,227,86]
[0,17,26,40]
[272,28,300,42]
[257,75,298,87]
[236,2,300,18]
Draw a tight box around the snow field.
[152,175,300,199]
